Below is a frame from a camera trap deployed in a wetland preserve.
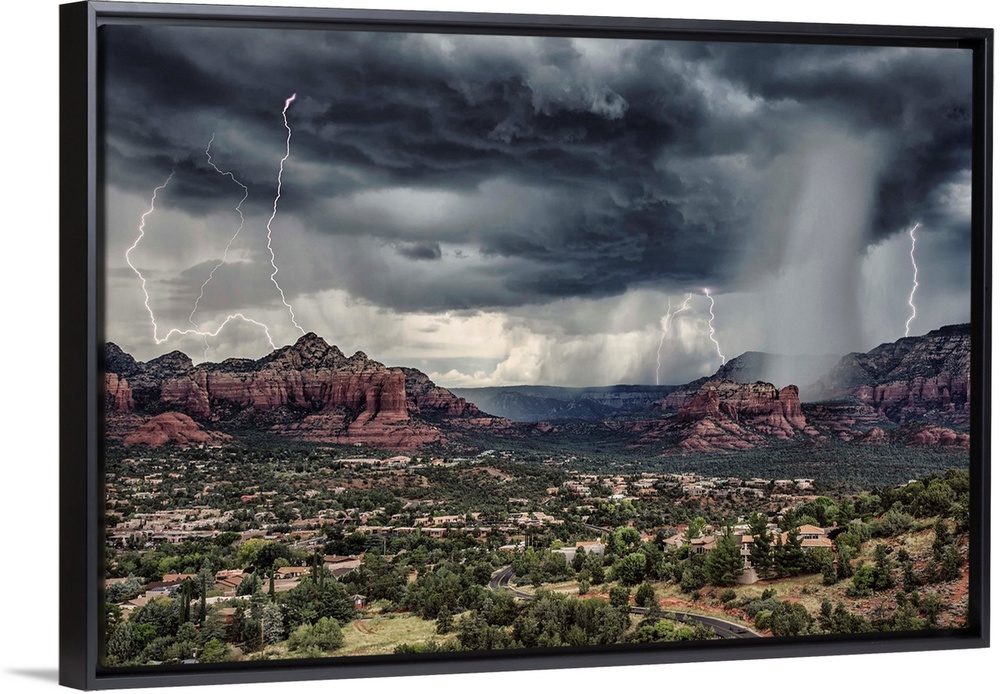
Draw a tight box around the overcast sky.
[101,24,973,387]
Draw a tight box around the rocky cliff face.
[104,334,499,450]
[811,324,970,426]
[673,380,815,446]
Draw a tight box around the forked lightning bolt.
[704,288,726,365]
[905,222,921,337]
[126,171,176,343]
[154,313,275,348]
[127,95,306,355]
[188,134,258,357]
[127,170,277,351]
[266,92,305,335]
[655,293,693,386]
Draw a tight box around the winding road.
[488,565,760,640]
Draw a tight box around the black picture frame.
[60,1,992,690]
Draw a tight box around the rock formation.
[122,412,231,448]
[104,334,502,450]
[811,324,970,425]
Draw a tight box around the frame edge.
[60,1,98,690]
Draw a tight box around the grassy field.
[336,613,449,657]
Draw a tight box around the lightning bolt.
[704,288,725,365]
[188,134,252,357]
[128,160,276,354]
[156,314,276,348]
[655,293,693,385]
[126,171,176,343]
[125,94,310,357]
[265,92,305,335]
[905,222,921,337]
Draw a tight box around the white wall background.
[0,1,995,693]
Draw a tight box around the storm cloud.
[101,24,974,385]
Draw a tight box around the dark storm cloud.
[697,42,973,242]
[102,26,972,314]
[395,242,442,261]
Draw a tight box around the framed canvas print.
[60,0,991,689]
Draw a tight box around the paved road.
[630,606,759,639]
[488,565,760,639]
[488,565,534,599]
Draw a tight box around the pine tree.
[704,526,745,586]
[260,601,285,645]
[179,579,192,623]
[776,529,805,577]
[748,513,772,577]
[872,544,895,591]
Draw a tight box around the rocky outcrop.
[812,324,970,425]
[902,425,970,448]
[662,351,839,405]
[676,380,813,439]
[857,427,889,445]
[403,368,483,418]
[105,373,135,413]
[676,417,765,452]
[122,412,231,448]
[105,334,498,450]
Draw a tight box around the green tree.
[774,530,805,577]
[131,597,179,638]
[608,585,631,608]
[747,513,772,576]
[612,552,648,586]
[582,552,605,584]
[914,481,956,518]
[920,592,944,627]
[436,607,454,634]
[634,583,656,608]
[106,623,140,664]
[818,600,871,634]
[457,612,514,651]
[106,576,144,603]
[261,601,285,644]
[896,548,918,591]
[237,571,261,596]
[281,577,354,627]
[872,544,895,592]
[198,638,229,663]
[848,564,875,598]
[876,509,914,538]
[764,601,815,636]
[836,544,856,580]
[287,616,345,653]
[683,517,708,542]
[704,527,744,586]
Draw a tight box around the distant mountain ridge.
[449,384,679,422]
[105,324,971,453]
[810,323,970,426]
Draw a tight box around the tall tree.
[704,526,745,586]
[747,513,773,577]
[775,529,805,577]
[872,544,895,591]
